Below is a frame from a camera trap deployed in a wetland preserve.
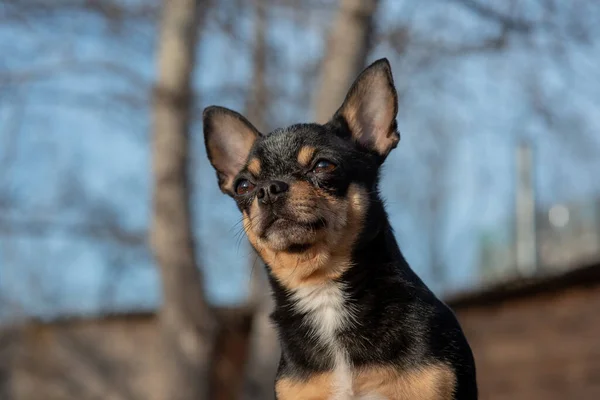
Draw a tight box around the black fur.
[203,58,477,399]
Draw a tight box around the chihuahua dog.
[203,58,477,399]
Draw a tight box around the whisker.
[248,250,264,286]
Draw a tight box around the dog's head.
[203,58,399,287]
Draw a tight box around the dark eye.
[312,159,336,173]
[235,179,256,195]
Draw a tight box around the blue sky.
[1,0,599,320]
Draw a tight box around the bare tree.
[150,1,216,399]
[244,0,269,133]
[241,2,280,398]
[313,0,379,123]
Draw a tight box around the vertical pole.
[515,141,538,276]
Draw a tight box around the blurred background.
[1,0,599,399]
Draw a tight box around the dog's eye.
[312,159,336,173]
[235,179,256,195]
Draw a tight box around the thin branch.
[449,0,533,33]
[1,0,159,24]
[0,59,149,87]
[421,29,509,57]
[0,218,146,247]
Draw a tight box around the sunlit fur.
[203,58,477,400]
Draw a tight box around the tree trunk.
[313,0,379,123]
[150,1,215,399]
[244,0,268,133]
[242,267,279,400]
[242,2,281,398]
[209,308,254,400]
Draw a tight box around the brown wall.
[453,276,600,399]
[5,314,165,400]
[0,309,252,400]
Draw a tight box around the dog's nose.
[257,180,289,204]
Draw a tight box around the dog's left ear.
[333,58,400,158]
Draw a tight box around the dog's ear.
[333,58,400,158]
[203,106,260,194]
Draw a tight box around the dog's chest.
[292,283,350,344]
[292,282,356,399]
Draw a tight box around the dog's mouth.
[259,214,327,252]
[265,217,326,232]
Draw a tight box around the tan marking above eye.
[297,146,317,167]
[247,157,261,176]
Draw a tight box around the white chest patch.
[292,282,356,399]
